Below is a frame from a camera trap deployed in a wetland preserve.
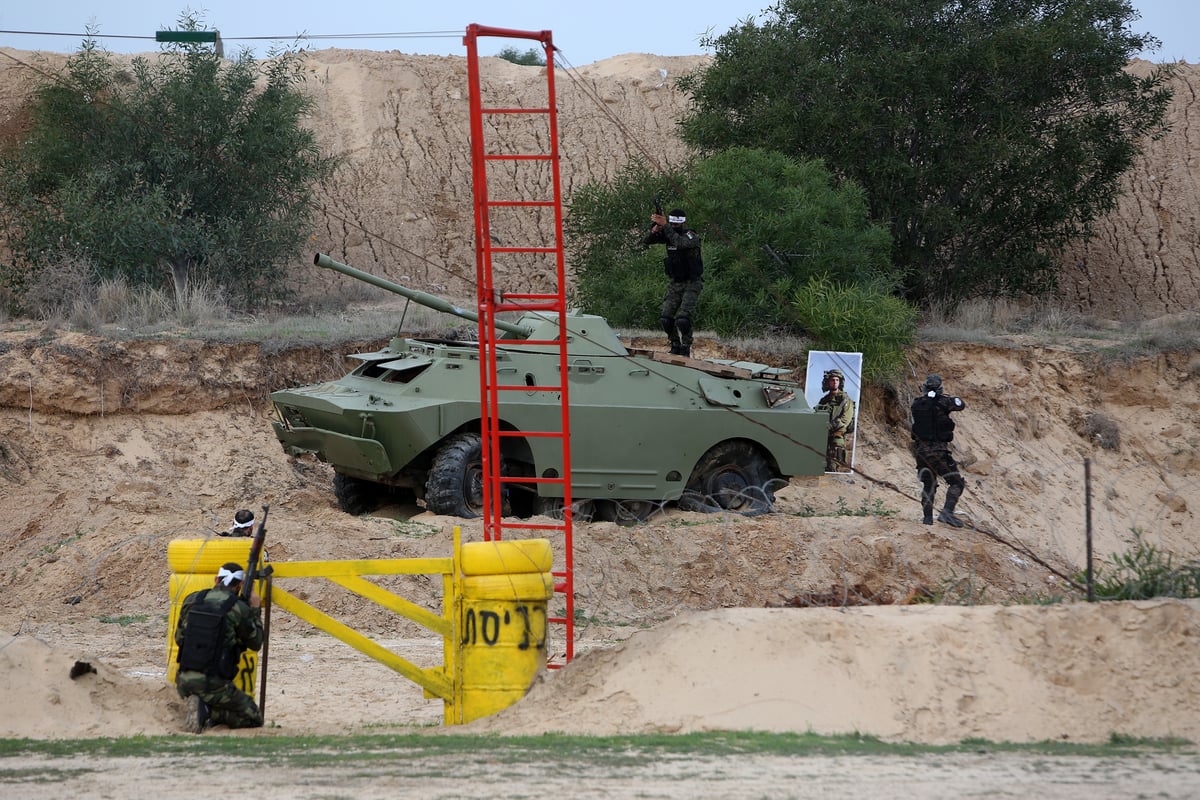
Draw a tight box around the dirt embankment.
[0,327,1197,747]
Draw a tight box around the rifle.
[240,505,272,714]
[239,504,269,603]
[648,193,665,234]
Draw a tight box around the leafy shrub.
[496,46,546,66]
[1086,530,1200,600]
[568,148,895,339]
[793,275,917,382]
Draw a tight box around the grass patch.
[0,730,1191,762]
[790,497,897,519]
[912,570,991,605]
[572,608,645,627]
[0,766,94,783]
[918,300,1200,358]
[97,614,149,626]
[38,530,85,557]
[389,520,440,539]
[1097,316,1200,362]
[1084,529,1200,600]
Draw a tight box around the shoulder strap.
[215,590,240,615]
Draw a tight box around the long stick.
[259,574,273,715]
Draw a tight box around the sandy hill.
[0,48,1198,750]
[1,48,1198,312]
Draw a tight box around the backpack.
[177,590,240,680]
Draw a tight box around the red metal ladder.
[463,24,575,665]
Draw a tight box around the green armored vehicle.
[270,254,827,520]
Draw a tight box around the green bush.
[568,148,895,338]
[1086,530,1200,600]
[496,46,546,66]
[0,14,334,309]
[793,275,917,381]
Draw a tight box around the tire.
[683,442,776,515]
[424,433,486,518]
[593,499,658,526]
[533,497,595,522]
[333,472,384,516]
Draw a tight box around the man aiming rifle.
[641,198,704,357]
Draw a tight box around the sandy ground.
[3,604,1199,799]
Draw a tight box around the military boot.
[185,695,209,734]
[937,507,964,528]
[922,504,933,525]
[677,345,691,358]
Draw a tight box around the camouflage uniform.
[816,377,855,471]
[659,277,703,350]
[910,374,967,526]
[642,209,703,355]
[175,584,264,729]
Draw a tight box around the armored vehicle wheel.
[593,499,657,525]
[425,433,486,518]
[534,497,596,522]
[682,442,775,515]
[333,472,384,516]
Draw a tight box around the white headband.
[217,567,245,586]
[668,215,686,224]
[232,519,254,530]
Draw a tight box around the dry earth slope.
[1,49,1198,312]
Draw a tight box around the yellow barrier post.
[165,539,266,698]
[455,538,553,724]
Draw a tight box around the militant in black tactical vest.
[174,556,265,731]
[176,588,243,679]
[910,374,967,527]
[641,206,703,356]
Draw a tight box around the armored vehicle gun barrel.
[313,253,529,337]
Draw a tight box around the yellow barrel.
[460,538,553,576]
[457,540,553,723]
[167,537,257,574]
[165,539,262,696]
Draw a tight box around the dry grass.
[917,297,1200,354]
[7,266,1200,363]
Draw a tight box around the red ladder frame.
[464,24,575,665]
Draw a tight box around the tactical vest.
[177,589,240,679]
[663,231,703,280]
[911,395,955,443]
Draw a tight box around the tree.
[496,46,546,67]
[0,14,335,307]
[567,147,894,337]
[676,0,1174,307]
